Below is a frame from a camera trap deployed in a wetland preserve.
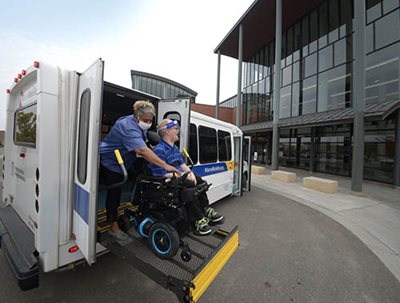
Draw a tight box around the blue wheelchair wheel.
[148,222,179,259]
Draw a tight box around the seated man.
[148,119,224,235]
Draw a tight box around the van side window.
[188,123,198,164]
[164,112,181,125]
[77,89,91,184]
[218,130,232,161]
[199,126,217,163]
[164,112,181,148]
[14,103,37,148]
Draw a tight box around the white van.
[0,59,242,302]
[161,110,250,204]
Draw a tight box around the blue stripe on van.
[74,184,89,224]
[192,163,228,177]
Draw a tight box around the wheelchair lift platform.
[97,204,239,303]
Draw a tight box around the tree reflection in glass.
[15,106,36,146]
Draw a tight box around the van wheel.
[148,222,179,259]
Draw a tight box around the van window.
[14,103,37,148]
[188,123,198,164]
[218,130,232,161]
[77,89,91,184]
[164,112,181,148]
[164,112,181,124]
[199,126,217,163]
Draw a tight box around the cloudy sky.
[0,0,254,130]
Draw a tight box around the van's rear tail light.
[68,246,79,253]
[34,61,40,68]
[21,70,27,76]
[6,89,10,94]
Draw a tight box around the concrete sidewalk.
[250,167,400,283]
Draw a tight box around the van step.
[0,206,39,291]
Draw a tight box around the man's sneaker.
[204,207,224,225]
[194,217,212,236]
[108,229,133,246]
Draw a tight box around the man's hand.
[187,171,197,185]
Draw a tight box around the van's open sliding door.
[157,97,191,152]
[73,59,104,265]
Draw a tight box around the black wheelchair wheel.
[148,222,180,259]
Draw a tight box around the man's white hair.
[157,119,171,138]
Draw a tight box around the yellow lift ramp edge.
[191,228,239,302]
[103,225,239,303]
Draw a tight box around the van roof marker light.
[14,78,18,83]
[21,70,27,76]
[18,74,22,79]
[34,61,40,68]
[6,89,10,94]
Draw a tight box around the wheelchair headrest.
[147,131,161,146]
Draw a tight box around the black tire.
[181,249,192,262]
[148,222,180,259]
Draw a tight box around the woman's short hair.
[133,100,155,117]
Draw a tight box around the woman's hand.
[164,164,181,174]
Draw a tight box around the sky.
[0,0,254,130]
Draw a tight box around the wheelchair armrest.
[140,175,168,187]
[194,183,211,197]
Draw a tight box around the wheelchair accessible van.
[98,150,239,303]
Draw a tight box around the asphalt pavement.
[1,186,400,303]
[251,166,400,284]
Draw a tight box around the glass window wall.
[315,124,351,176]
[318,45,333,72]
[375,10,400,49]
[366,42,400,104]
[280,85,292,118]
[318,65,349,112]
[240,0,399,126]
[364,118,396,183]
[302,76,317,114]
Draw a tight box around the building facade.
[131,70,197,100]
[215,0,400,185]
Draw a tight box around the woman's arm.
[135,146,180,174]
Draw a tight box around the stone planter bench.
[252,166,266,175]
[271,170,297,183]
[303,176,338,193]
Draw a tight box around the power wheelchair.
[104,130,214,261]
[118,167,212,262]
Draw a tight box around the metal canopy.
[214,0,322,61]
[241,99,400,132]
